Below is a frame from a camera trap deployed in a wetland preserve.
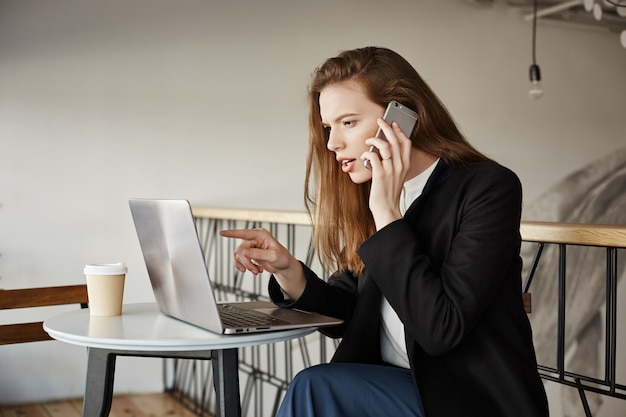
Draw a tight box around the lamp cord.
[532,0,538,65]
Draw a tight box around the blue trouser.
[276,362,425,417]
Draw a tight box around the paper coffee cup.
[84,263,127,316]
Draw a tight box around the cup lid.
[84,262,127,275]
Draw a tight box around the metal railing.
[164,209,626,417]
[521,221,626,416]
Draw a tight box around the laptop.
[129,198,343,334]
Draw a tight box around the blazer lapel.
[405,159,451,217]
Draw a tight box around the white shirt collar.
[399,158,440,215]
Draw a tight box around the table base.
[83,347,241,417]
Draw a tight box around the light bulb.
[528,81,544,99]
[528,64,544,100]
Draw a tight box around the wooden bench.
[0,284,88,345]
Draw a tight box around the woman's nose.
[326,129,343,152]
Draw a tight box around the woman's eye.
[342,120,354,127]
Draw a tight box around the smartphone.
[364,101,418,170]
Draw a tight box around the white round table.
[44,303,315,417]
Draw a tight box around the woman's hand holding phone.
[364,101,417,170]
[362,101,417,230]
[363,118,414,231]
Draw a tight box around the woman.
[220,47,549,417]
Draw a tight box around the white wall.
[1,0,625,414]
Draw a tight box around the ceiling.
[468,0,626,34]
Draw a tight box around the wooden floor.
[0,392,207,417]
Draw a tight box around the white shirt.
[380,158,439,369]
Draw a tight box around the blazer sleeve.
[268,262,359,337]
[358,164,523,356]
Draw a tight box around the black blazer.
[270,160,549,417]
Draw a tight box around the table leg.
[83,348,116,417]
[79,347,240,417]
[212,348,241,417]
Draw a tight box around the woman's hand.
[220,228,306,300]
[361,119,412,230]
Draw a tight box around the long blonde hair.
[305,47,490,274]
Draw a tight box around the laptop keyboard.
[218,304,290,328]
